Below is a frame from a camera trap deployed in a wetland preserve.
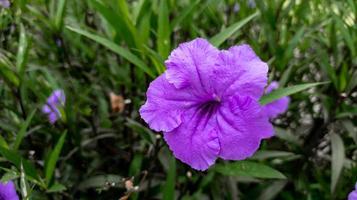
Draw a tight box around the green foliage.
[0,0,356,199]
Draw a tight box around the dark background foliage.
[0,0,356,199]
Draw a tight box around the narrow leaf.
[157,0,171,58]
[54,0,67,30]
[330,133,345,193]
[163,155,176,200]
[214,161,286,179]
[13,110,36,151]
[259,82,329,105]
[66,26,155,78]
[0,146,39,180]
[78,175,122,190]
[45,132,67,185]
[16,24,30,77]
[210,11,259,47]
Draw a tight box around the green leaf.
[54,0,67,30]
[126,118,155,144]
[163,155,176,200]
[0,135,9,149]
[330,133,345,193]
[129,154,143,177]
[47,183,67,193]
[66,26,155,78]
[78,174,122,190]
[13,109,36,151]
[157,0,171,58]
[251,150,295,160]
[0,146,39,181]
[258,180,288,200]
[1,170,19,182]
[259,82,329,105]
[16,24,30,78]
[45,132,67,186]
[89,0,138,48]
[210,11,259,47]
[20,162,29,199]
[0,55,20,87]
[342,120,357,144]
[171,0,201,29]
[213,161,286,179]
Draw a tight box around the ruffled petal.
[213,45,268,99]
[139,73,202,132]
[165,38,219,94]
[164,107,220,170]
[264,81,290,119]
[216,95,273,160]
[264,96,290,119]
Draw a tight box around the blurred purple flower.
[263,81,290,119]
[248,0,256,8]
[0,181,19,200]
[140,38,273,170]
[349,182,357,200]
[42,89,65,124]
[0,0,10,8]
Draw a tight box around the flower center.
[199,94,221,118]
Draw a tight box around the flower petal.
[165,38,219,94]
[264,81,290,119]
[48,89,65,105]
[216,95,273,160]
[213,45,268,99]
[164,107,220,170]
[0,181,19,200]
[139,74,201,132]
[264,96,290,119]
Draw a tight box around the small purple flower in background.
[42,89,65,124]
[349,182,357,200]
[263,81,290,119]
[0,181,19,200]
[140,38,273,170]
[0,0,10,8]
[248,0,256,8]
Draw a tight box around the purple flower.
[0,181,19,200]
[349,182,357,200]
[263,81,290,119]
[140,38,273,170]
[42,89,65,124]
[0,0,10,8]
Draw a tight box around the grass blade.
[259,82,329,105]
[157,0,171,58]
[330,133,345,193]
[16,24,30,78]
[210,11,259,47]
[66,26,155,78]
[45,132,67,186]
[214,161,286,179]
[13,110,36,151]
[0,146,39,180]
[163,155,176,200]
[55,0,67,30]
